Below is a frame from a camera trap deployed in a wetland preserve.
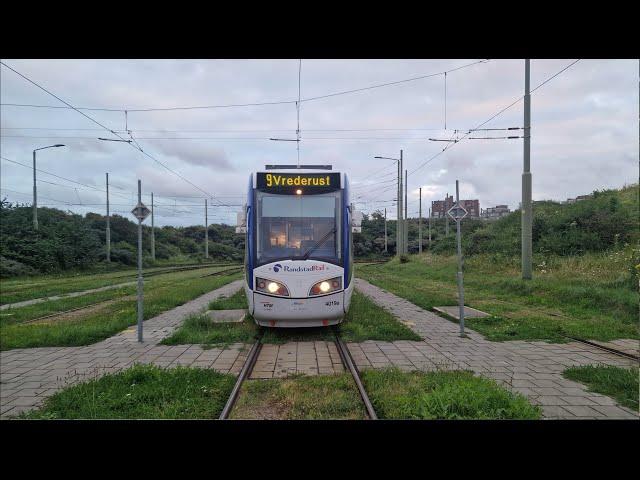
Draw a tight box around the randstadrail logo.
[271,263,326,273]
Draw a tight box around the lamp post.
[374,151,403,257]
[32,144,65,230]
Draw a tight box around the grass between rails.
[0,285,135,326]
[563,365,639,411]
[357,251,639,343]
[0,270,242,350]
[162,288,421,347]
[230,374,367,419]
[361,368,541,419]
[22,364,236,419]
[232,367,541,420]
[0,263,239,305]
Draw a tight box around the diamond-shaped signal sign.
[131,202,151,222]
[447,203,468,221]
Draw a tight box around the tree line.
[1,184,636,277]
[0,200,243,277]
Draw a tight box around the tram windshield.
[256,190,342,265]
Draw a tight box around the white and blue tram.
[236,165,362,327]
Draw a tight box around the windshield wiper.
[300,227,337,260]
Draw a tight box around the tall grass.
[361,368,541,419]
[357,249,639,342]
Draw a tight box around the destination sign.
[257,172,341,193]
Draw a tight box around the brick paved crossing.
[250,341,344,378]
[1,277,637,419]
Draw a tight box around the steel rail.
[19,299,122,325]
[219,332,264,420]
[563,336,639,362]
[10,266,242,325]
[199,267,243,278]
[333,328,378,420]
[441,298,639,362]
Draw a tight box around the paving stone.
[433,306,491,320]
[591,405,638,419]
[562,405,603,417]
[541,405,568,419]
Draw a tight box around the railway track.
[15,266,244,325]
[19,299,124,325]
[218,327,378,420]
[354,259,389,266]
[219,331,264,420]
[1,263,241,310]
[199,267,243,278]
[333,326,378,419]
[471,299,639,362]
[563,336,639,362]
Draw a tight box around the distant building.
[481,205,511,220]
[431,194,480,218]
[563,194,592,205]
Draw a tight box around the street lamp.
[374,151,404,256]
[33,144,65,229]
[97,138,132,143]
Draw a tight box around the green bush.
[0,201,244,277]
[0,256,37,278]
[455,185,638,257]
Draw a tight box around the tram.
[236,165,362,327]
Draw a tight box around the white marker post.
[131,180,151,343]
[447,180,468,338]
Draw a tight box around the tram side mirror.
[235,207,247,234]
[351,207,363,233]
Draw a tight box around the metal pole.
[445,192,449,236]
[33,150,38,230]
[419,187,422,254]
[455,180,465,337]
[106,173,110,262]
[399,151,404,256]
[384,207,388,253]
[428,207,432,247]
[397,154,402,257]
[136,179,144,343]
[404,169,408,254]
[205,198,209,259]
[522,58,533,280]
[150,192,155,261]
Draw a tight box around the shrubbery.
[327,185,638,259]
[0,200,244,277]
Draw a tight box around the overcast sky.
[1,59,637,226]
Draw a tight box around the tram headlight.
[255,277,289,297]
[309,277,342,296]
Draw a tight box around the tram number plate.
[260,301,273,311]
[325,300,340,307]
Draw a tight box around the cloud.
[1,59,637,226]
[149,140,231,169]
